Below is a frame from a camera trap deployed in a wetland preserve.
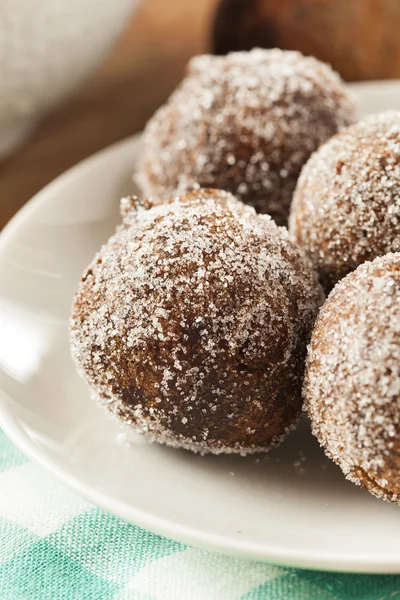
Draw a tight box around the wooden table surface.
[0,0,216,230]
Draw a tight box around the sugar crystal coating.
[304,253,400,504]
[290,111,400,291]
[136,48,356,226]
[70,189,324,454]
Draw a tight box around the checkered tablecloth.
[1,429,400,600]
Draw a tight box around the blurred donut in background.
[212,0,400,81]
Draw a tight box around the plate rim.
[2,402,400,574]
[2,83,400,573]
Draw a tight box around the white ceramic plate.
[1,81,400,574]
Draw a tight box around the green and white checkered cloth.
[1,430,400,600]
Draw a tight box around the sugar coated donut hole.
[304,253,400,504]
[212,0,400,82]
[290,111,400,292]
[136,48,356,226]
[70,189,323,454]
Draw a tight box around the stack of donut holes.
[70,48,400,505]
[290,111,400,504]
